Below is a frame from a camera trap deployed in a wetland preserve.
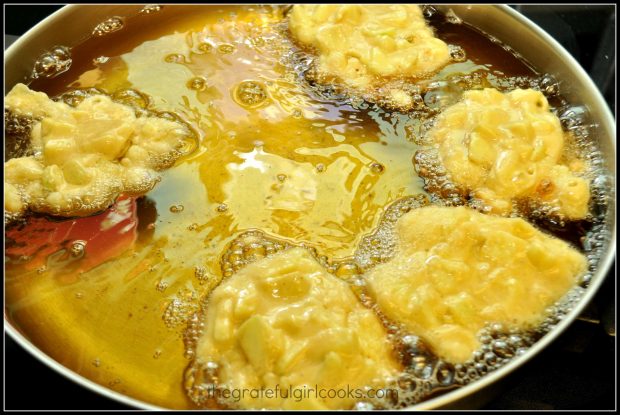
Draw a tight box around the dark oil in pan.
[5,5,609,409]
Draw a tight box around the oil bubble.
[165,54,185,64]
[423,81,463,109]
[217,44,235,54]
[445,9,463,24]
[112,89,150,109]
[188,77,208,91]
[108,378,122,387]
[354,402,375,410]
[31,46,72,79]
[334,262,361,279]
[232,80,269,108]
[156,280,169,292]
[221,231,292,275]
[163,291,199,328]
[435,362,455,386]
[540,74,560,96]
[370,162,385,174]
[93,56,109,65]
[194,266,210,283]
[449,45,466,62]
[198,43,213,53]
[70,240,87,258]
[422,5,438,18]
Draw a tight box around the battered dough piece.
[4,83,193,218]
[423,88,590,219]
[289,5,450,109]
[364,206,587,363]
[195,247,400,409]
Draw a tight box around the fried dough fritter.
[419,88,590,219]
[194,247,400,409]
[364,206,587,363]
[4,83,194,219]
[289,5,450,110]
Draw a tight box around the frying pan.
[4,4,616,410]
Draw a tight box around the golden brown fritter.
[364,206,587,363]
[420,88,590,219]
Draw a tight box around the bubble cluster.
[4,109,37,160]
[448,44,466,62]
[162,289,200,328]
[92,17,124,36]
[140,4,162,14]
[183,312,206,360]
[413,149,467,206]
[355,195,430,269]
[194,266,214,285]
[184,357,222,407]
[156,280,169,292]
[220,231,292,277]
[112,88,150,109]
[31,46,72,79]
[56,87,104,107]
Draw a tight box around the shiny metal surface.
[4,4,616,410]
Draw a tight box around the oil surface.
[4,5,607,410]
